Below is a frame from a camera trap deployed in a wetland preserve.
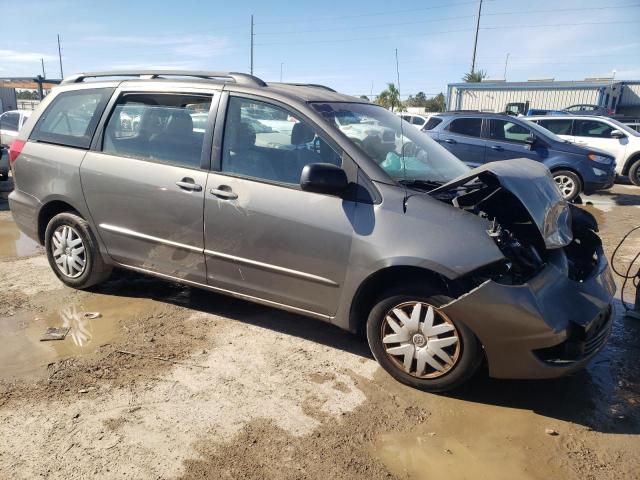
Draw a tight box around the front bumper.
[583,165,616,193]
[442,246,615,379]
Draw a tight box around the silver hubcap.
[381,301,460,379]
[554,174,576,199]
[51,225,86,278]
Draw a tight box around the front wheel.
[366,287,482,392]
[45,212,112,289]
[629,158,640,187]
[552,170,582,202]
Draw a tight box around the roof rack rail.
[278,82,337,92]
[60,70,267,87]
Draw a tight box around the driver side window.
[221,97,341,185]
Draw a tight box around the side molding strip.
[99,223,338,287]
[99,224,202,253]
[203,249,338,287]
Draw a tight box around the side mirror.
[525,135,536,146]
[610,129,625,139]
[300,163,348,196]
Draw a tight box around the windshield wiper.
[398,179,443,190]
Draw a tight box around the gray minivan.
[8,71,615,392]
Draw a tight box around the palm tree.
[376,83,402,112]
[463,69,487,83]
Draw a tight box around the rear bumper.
[442,247,615,379]
[8,189,41,244]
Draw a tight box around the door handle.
[210,186,238,200]
[491,145,504,151]
[175,178,202,191]
[444,138,457,144]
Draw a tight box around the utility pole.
[57,34,64,78]
[280,63,284,82]
[470,0,483,74]
[503,52,510,80]
[250,15,254,75]
[41,58,46,79]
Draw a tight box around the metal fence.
[16,100,40,111]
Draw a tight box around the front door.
[203,95,354,317]
[485,118,542,163]
[81,90,217,284]
[572,119,628,167]
[439,117,486,166]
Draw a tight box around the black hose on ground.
[610,225,640,314]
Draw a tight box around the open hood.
[429,158,572,249]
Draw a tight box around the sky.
[1,0,639,99]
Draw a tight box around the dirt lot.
[0,182,639,480]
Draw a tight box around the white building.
[446,79,640,116]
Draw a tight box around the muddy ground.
[0,181,639,480]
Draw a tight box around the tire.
[44,212,112,289]
[552,170,582,202]
[366,286,482,392]
[629,158,640,187]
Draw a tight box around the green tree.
[462,69,487,83]
[424,93,446,112]
[376,83,402,112]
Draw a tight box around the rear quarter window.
[30,88,113,149]
[536,119,573,136]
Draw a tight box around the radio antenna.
[395,48,407,197]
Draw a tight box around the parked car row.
[422,111,616,200]
[525,116,640,186]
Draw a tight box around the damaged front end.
[427,159,616,379]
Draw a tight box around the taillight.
[8,139,25,164]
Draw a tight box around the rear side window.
[0,112,20,131]
[573,120,614,138]
[412,117,425,126]
[102,92,212,169]
[447,118,482,137]
[30,89,113,148]
[423,117,443,130]
[536,119,573,135]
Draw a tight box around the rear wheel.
[552,170,582,201]
[366,287,482,392]
[629,158,640,187]
[45,212,112,289]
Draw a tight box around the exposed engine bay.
[426,159,602,285]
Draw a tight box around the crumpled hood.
[429,158,573,249]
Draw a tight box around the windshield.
[311,102,469,184]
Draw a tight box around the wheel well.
[348,266,451,334]
[37,201,80,244]
[622,152,640,176]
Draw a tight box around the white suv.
[399,113,431,130]
[526,115,640,186]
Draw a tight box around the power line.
[254,3,640,37]
[255,19,640,46]
[253,0,480,25]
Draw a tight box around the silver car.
[8,71,616,391]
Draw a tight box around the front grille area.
[533,305,613,365]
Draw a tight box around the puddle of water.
[0,218,40,260]
[371,394,557,480]
[0,294,156,380]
